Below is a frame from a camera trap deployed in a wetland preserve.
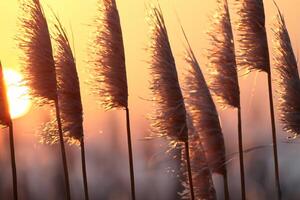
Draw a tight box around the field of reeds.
[0,0,300,200]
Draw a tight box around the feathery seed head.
[235,0,270,73]
[273,7,300,138]
[18,0,57,105]
[183,44,226,175]
[207,0,240,109]
[89,0,128,110]
[147,4,188,142]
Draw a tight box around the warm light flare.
[3,69,31,119]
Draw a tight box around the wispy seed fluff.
[235,0,270,73]
[0,63,11,127]
[18,0,57,104]
[273,9,300,138]
[41,20,83,145]
[184,45,226,175]
[207,0,240,108]
[89,0,128,110]
[147,5,188,142]
[181,114,217,200]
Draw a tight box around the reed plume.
[181,114,217,200]
[147,4,194,199]
[89,1,135,199]
[207,0,245,199]
[235,0,270,73]
[273,4,300,138]
[18,1,71,199]
[0,63,18,200]
[182,34,229,199]
[235,0,281,198]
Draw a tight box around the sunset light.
[3,69,31,119]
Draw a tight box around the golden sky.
[0,0,299,145]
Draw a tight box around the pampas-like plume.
[236,1,282,198]
[0,63,10,127]
[181,114,217,200]
[207,1,245,199]
[235,0,270,73]
[0,63,18,200]
[89,0,128,110]
[182,37,229,198]
[18,0,57,104]
[147,5,188,142]
[89,1,135,199]
[207,0,240,109]
[147,4,194,199]
[273,5,300,138]
[18,1,71,199]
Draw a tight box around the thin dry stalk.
[0,63,18,200]
[147,4,194,199]
[207,0,245,199]
[236,1,281,198]
[89,1,135,199]
[18,1,71,199]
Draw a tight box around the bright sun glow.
[3,69,31,119]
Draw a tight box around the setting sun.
[3,69,31,119]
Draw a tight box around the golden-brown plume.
[18,0,57,104]
[89,0,128,110]
[207,0,240,108]
[0,63,10,126]
[235,0,270,73]
[183,42,226,175]
[40,18,84,145]
[273,6,300,138]
[147,4,188,142]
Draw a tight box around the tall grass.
[207,0,245,199]
[273,3,300,139]
[88,0,135,199]
[17,0,71,199]
[0,62,18,200]
[146,4,195,200]
[182,32,229,199]
[235,0,282,198]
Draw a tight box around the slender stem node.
[80,138,89,200]
[184,141,195,200]
[237,107,246,200]
[54,100,71,200]
[9,122,18,200]
[267,73,282,200]
[125,107,136,200]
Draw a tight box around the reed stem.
[125,107,136,200]
[184,141,195,200]
[223,171,230,200]
[9,122,18,200]
[267,72,282,200]
[80,138,89,200]
[54,100,71,200]
[237,107,246,200]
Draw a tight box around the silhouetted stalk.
[125,107,136,200]
[237,107,246,200]
[267,72,282,199]
[54,100,71,200]
[184,141,195,200]
[80,138,89,200]
[9,121,18,200]
[223,171,230,200]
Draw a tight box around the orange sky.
[0,0,300,149]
